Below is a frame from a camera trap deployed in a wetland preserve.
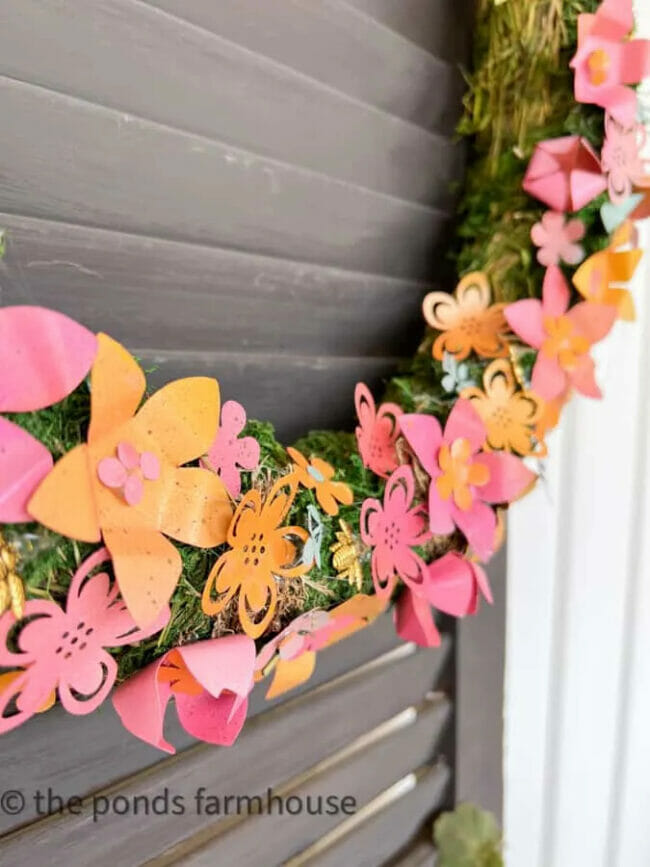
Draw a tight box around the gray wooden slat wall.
[0,1,473,863]
[0,0,468,441]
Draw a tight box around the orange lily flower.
[202,475,310,638]
[462,359,543,456]
[572,221,642,321]
[28,335,232,628]
[423,272,509,361]
[286,447,353,516]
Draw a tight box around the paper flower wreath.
[28,334,233,628]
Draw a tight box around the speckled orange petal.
[262,475,299,529]
[323,594,387,647]
[89,334,146,445]
[28,444,101,542]
[266,652,316,699]
[153,467,233,548]
[202,551,239,617]
[132,378,220,466]
[103,525,182,629]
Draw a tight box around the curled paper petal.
[0,418,53,523]
[523,136,607,212]
[0,306,97,413]
[112,636,256,754]
[572,223,642,321]
[394,589,441,648]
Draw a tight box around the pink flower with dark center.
[531,212,586,267]
[97,441,160,506]
[601,114,648,204]
[354,382,403,479]
[0,548,169,733]
[202,400,260,498]
[399,401,536,561]
[360,465,430,599]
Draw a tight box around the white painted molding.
[504,5,650,864]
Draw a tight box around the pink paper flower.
[112,636,255,754]
[202,400,260,498]
[0,306,97,521]
[531,212,586,267]
[0,306,97,413]
[601,114,648,204]
[354,382,403,479]
[394,552,493,648]
[97,441,161,506]
[0,548,169,733]
[0,417,53,522]
[505,266,618,402]
[360,465,430,599]
[571,0,650,128]
[523,136,607,213]
[255,610,337,675]
[399,401,535,561]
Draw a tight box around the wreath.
[0,0,648,753]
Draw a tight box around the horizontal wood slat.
[0,76,448,280]
[170,698,451,866]
[389,839,438,866]
[344,0,473,60]
[0,614,406,835]
[137,350,404,442]
[0,643,451,865]
[289,763,450,867]
[143,0,464,133]
[0,213,429,358]
[0,0,462,204]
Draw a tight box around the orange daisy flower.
[286,447,353,516]
[28,334,233,628]
[202,475,310,638]
[461,359,543,456]
[423,272,509,361]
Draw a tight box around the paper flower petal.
[504,300,546,349]
[0,306,97,413]
[88,334,146,444]
[394,589,441,648]
[425,552,478,617]
[473,452,537,504]
[0,418,54,522]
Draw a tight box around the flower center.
[97,441,161,506]
[436,438,490,511]
[54,620,95,661]
[242,531,269,569]
[382,519,401,552]
[587,49,610,86]
[542,316,590,371]
[459,314,482,337]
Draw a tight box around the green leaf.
[434,803,503,867]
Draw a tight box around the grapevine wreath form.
[0,0,649,752]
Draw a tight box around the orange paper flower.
[462,359,543,456]
[572,221,642,321]
[202,475,310,638]
[28,334,233,628]
[286,447,353,516]
[422,272,509,361]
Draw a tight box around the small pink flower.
[601,114,648,204]
[97,440,160,506]
[399,401,536,561]
[0,548,169,733]
[360,465,430,599]
[113,636,255,754]
[570,0,650,128]
[531,212,585,267]
[354,382,403,479]
[202,400,260,498]
[394,552,493,647]
[505,266,618,402]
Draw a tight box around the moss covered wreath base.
[0,0,647,751]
